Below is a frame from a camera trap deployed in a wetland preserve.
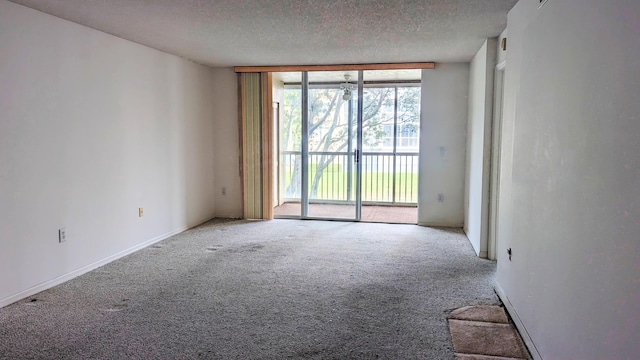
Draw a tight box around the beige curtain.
[240,72,273,220]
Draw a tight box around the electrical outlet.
[221,187,227,195]
[139,208,144,217]
[438,193,445,202]
[59,228,66,243]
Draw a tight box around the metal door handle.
[354,149,360,163]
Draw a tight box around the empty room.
[1,0,638,359]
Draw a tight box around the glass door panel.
[395,86,421,204]
[306,71,359,219]
[273,72,303,218]
[360,86,395,203]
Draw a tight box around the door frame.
[489,60,506,260]
[271,69,424,223]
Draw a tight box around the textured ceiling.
[9,0,518,67]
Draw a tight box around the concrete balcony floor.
[274,202,417,224]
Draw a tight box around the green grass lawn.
[283,168,418,203]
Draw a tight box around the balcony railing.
[281,151,418,204]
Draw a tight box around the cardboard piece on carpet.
[449,319,529,359]
[449,305,509,324]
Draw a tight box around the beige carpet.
[0,219,497,359]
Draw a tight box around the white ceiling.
[9,0,518,68]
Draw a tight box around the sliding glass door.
[273,69,420,222]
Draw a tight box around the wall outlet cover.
[59,228,66,243]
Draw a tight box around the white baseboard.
[494,283,543,360]
[0,217,214,308]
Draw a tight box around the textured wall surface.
[464,39,496,258]
[418,64,470,227]
[212,68,243,219]
[496,0,640,358]
[0,1,217,306]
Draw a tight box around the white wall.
[418,64,469,227]
[496,0,640,358]
[464,39,497,257]
[0,1,217,307]
[211,68,243,218]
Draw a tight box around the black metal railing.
[281,151,418,204]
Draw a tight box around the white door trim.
[488,60,506,260]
